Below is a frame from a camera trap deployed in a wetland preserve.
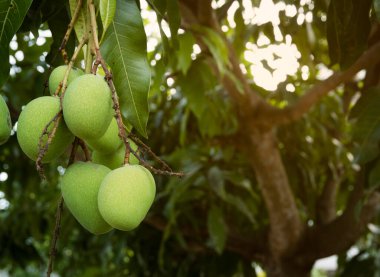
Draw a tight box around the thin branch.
[88,0,131,165]
[265,41,380,125]
[46,197,64,277]
[59,36,88,99]
[46,139,79,277]
[128,132,172,172]
[36,111,63,179]
[78,138,91,161]
[89,0,183,177]
[36,37,88,179]
[59,0,84,62]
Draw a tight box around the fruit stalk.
[89,0,184,177]
[88,0,131,165]
[58,0,84,64]
[36,36,88,178]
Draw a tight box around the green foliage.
[101,0,150,137]
[0,0,33,86]
[0,95,11,145]
[2,0,380,276]
[327,0,372,68]
[99,0,116,39]
[350,88,380,164]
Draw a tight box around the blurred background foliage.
[2,0,380,276]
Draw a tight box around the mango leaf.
[176,32,195,75]
[326,0,372,68]
[101,0,150,137]
[99,0,116,39]
[194,26,230,74]
[207,205,227,254]
[0,0,33,87]
[166,0,180,48]
[69,0,86,42]
[350,88,380,164]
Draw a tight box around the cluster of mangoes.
[1,66,156,234]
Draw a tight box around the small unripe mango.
[86,118,122,154]
[49,65,83,95]
[98,165,156,231]
[92,141,139,169]
[17,96,74,162]
[0,96,12,145]
[63,74,113,140]
[60,162,113,235]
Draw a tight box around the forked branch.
[265,41,380,125]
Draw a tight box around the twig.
[89,0,184,177]
[59,0,84,63]
[265,41,380,125]
[46,139,79,277]
[89,0,131,164]
[78,138,91,161]
[68,138,79,164]
[36,111,63,179]
[36,37,88,179]
[128,132,172,172]
[46,197,64,277]
[58,36,88,99]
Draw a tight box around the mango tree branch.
[264,41,380,125]
[46,138,79,277]
[247,127,304,258]
[89,1,184,177]
[59,0,83,63]
[179,0,303,258]
[88,0,131,165]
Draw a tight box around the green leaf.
[166,0,180,48]
[0,0,33,87]
[176,33,195,75]
[326,0,372,68]
[195,26,230,74]
[69,0,86,42]
[207,205,227,254]
[101,0,150,137]
[350,88,380,164]
[100,0,116,39]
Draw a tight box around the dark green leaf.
[101,0,150,137]
[326,0,372,68]
[99,0,116,39]
[176,32,194,74]
[166,0,180,48]
[195,26,230,74]
[350,88,380,164]
[69,0,86,42]
[0,0,33,87]
[207,205,227,254]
